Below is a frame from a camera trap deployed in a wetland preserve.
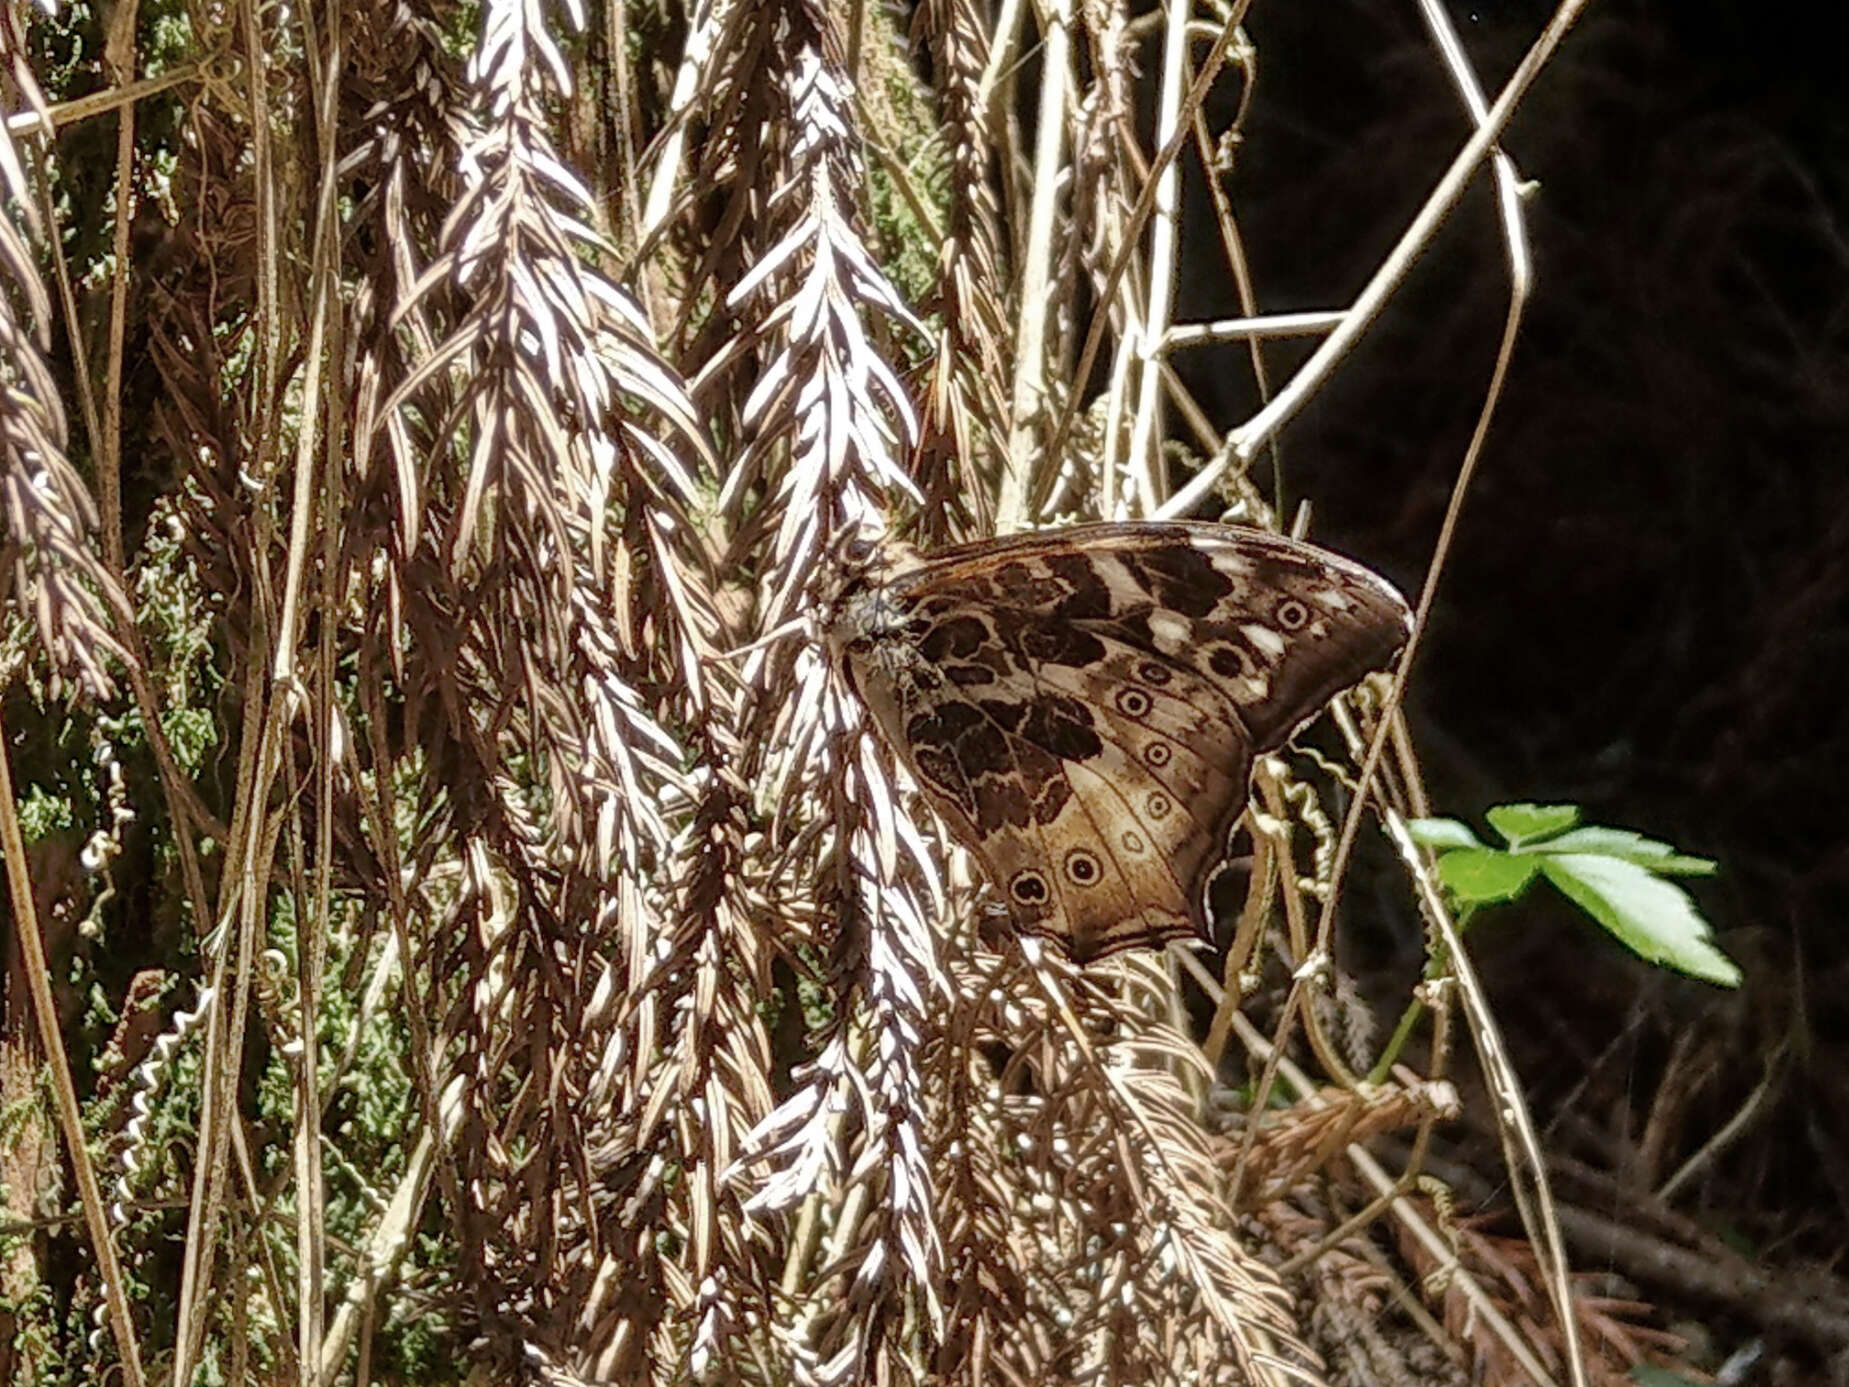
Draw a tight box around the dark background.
[1176,0,1849,1359]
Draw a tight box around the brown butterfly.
[827,522,1412,961]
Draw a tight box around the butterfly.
[826,522,1412,962]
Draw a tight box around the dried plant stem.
[1416,0,1535,285]
[98,0,139,570]
[1123,0,1190,492]
[1259,773,1361,1092]
[317,1077,462,1386]
[1164,312,1346,348]
[1201,805,1277,1069]
[175,681,291,1380]
[0,709,148,1387]
[290,57,346,1364]
[2,62,208,134]
[1042,8,1242,511]
[997,0,1072,532]
[1383,804,1586,1387]
[277,28,347,1366]
[1656,1043,1787,1203]
[1183,29,1278,491]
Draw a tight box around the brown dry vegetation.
[2,0,1840,1383]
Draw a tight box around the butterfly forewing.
[831,522,1412,961]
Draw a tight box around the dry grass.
[0,0,1698,1383]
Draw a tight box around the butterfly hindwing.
[1012,637,1252,958]
[1042,665,1254,959]
[831,521,1411,961]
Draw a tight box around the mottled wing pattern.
[831,522,1412,961]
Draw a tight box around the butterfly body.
[829,522,1411,961]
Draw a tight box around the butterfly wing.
[969,646,1259,959]
[834,522,1411,960]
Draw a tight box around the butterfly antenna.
[703,614,813,665]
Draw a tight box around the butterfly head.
[822,531,929,655]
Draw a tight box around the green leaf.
[1539,854,1740,986]
[1535,826,1717,876]
[1406,817,1485,850]
[1436,849,1540,905]
[1485,802,1580,848]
